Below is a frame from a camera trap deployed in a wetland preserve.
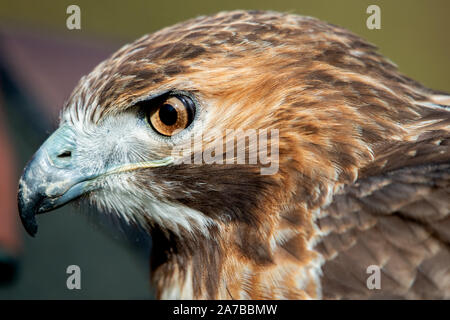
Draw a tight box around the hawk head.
[18,11,448,299]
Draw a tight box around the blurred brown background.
[0,0,448,299]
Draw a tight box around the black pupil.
[159,104,178,126]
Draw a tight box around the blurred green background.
[1,0,449,90]
[0,0,448,299]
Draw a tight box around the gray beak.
[18,125,174,237]
[17,126,95,236]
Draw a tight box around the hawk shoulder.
[316,102,450,299]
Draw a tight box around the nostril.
[57,151,72,158]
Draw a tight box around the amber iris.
[147,96,194,136]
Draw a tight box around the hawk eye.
[146,95,195,136]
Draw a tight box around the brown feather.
[61,10,450,299]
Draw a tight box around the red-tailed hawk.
[18,10,450,299]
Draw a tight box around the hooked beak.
[17,125,173,237]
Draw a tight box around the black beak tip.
[18,207,38,237]
[17,190,39,237]
[21,217,38,237]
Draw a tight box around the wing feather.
[316,100,450,299]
